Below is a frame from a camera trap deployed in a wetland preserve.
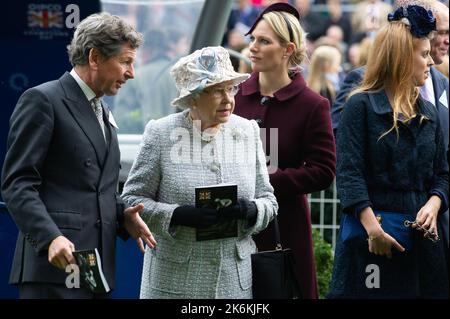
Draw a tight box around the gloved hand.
[220,198,258,224]
[170,205,221,229]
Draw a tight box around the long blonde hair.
[262,11,308,68]
[351,21,423,139]
[307,45,342,101]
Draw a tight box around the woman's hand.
[367,230,405,258]
[221,198,257,221]
[170,205,221,229]
[414,195,441,239]
[359,207,405,258]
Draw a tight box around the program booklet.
[195,183,238,241]
[72,248,110,294]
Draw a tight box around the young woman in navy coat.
[328,6,448,298]
[234,3,336,299]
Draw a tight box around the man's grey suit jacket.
[1,72,128,289]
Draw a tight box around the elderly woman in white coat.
[122,46,278,299]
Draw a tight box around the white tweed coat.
[122,109,278,299]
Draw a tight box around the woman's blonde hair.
[262,11,308,68]
[307,45,342,102]
[351,21,425,140]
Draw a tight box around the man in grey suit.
[331,0,449,251]
[1,12,156,299]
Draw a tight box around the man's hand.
[48,235,76,269]
[124,203,157,253]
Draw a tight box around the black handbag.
[251,216,302,299]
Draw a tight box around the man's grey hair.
[67,12,143,66]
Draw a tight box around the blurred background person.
[223,0,261,49]
[307,45,343,104]
[351,0,393,41]
[114,28,189,132]
[345,42,361,70]
[323,0,353,44]
[356,36,374,67]
[294,0,328,41]
[239,46,253,73]
[326,24,346,52]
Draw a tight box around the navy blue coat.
[329,90,449,298]
[430,67,449,151]
[332,67,449,249]
[331,66,365,133]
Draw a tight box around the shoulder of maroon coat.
[273,72,308,102]
[240,72,259,96]
[240,72,328,106]
[275,73,329,108]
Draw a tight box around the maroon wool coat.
[234,71,336,299]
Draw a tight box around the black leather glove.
[170,205,221,229]
[221,198,258,225]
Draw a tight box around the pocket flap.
[48,210,82,230]
[235,238,256,260]
[152,240,191,263]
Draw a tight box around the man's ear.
[88,48,102,70]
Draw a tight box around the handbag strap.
[273,214,283,250]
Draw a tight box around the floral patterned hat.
[170,46,250,108]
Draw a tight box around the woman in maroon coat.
[234,3,336,299]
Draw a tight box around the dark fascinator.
[387,5,436,38]
[245,2,300,40]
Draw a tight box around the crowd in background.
[223,0,449,106]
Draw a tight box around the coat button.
[95,219,101,228]
[210,163,220,172]
[260,96,270,106]
[84,159,92,167]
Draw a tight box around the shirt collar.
[240,71,307,102]
[69,68,97,102]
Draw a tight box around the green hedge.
[312,229,334,299]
